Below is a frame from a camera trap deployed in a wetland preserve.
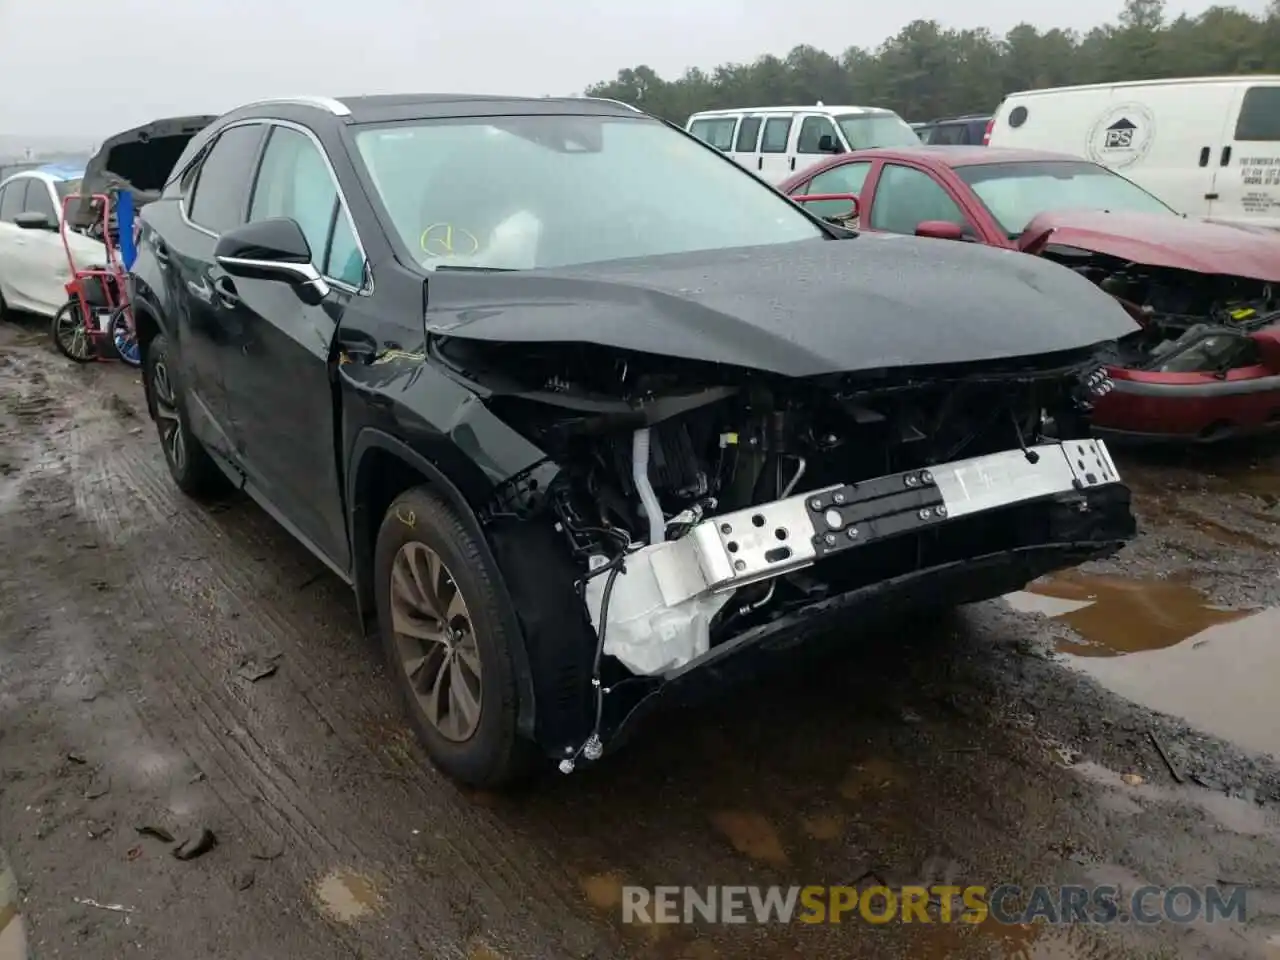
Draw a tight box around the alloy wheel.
[150,360,187,474]
[389,541,483,742]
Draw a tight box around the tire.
[108,305,142,366]
[50,298,97,363]
[143,333,228,499]
[374,486,536,788]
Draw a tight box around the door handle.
[757,156,763,171]
[789,156,796,171]
[212,276,240,308]
[1198,147,1210,167]
[1220,145,1232,167]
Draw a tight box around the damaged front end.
[1044,248,1280,440]
[446,337,1136,770]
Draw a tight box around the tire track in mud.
[55,363,612,957]
[0,349,359,960]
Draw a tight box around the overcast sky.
[0,0,1270,137]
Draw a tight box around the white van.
[986,76,1280,229]
[686,104,919,184]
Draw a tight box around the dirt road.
[2,319,1279,960]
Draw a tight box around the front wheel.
[143,333,228,499]
[373,487,536,788]
[50,298,96,363]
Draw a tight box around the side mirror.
[915,220,965,241]
[791,192,859,225]
[214,217,330,306]
[817,134,843,154]
[14,211,56,232]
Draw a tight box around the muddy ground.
[1,317,1279,960]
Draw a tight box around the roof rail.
[584,96,643,113]
[237,96,351,117]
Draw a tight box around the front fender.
[346,427,539,741]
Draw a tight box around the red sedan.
[779,147,1280,442]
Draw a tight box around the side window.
[25,180,57,221]
[0,182,23,223]
[249,126,340,265]
[869,164,968,235]
[929,124,966,146]
[760,116,793,154]
[1234,86,1280,141]
[187,124,267,234]
[800,162,873,219]
[688,118,738,152]
[797,116,839,154]
[734,117,762,153]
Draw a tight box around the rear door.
[729,115,763,173]
[1210,82,1280,229]
[219,121,367,571]
[166,121,268,462]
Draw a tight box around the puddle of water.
[579,872,625,911]
[1067,609,1280,759]
[314,868,379,923]
[708,811,789,866]
[1022,571,1253,657]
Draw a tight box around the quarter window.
[734,117,762,152]
[869,164,968,235]
[187,124,266,234]
[1234,86,1280,141]
[760,116,793,154]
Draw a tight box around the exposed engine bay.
[447,337,1128,730]
[1049,250,1280,374]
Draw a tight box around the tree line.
[583,0,1280,124]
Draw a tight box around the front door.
[220,122,367,572]
[1210,83,1280,229]
[166,122,267,462]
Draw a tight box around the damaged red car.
[781,147,1280,442]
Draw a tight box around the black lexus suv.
[129,93,1137,788]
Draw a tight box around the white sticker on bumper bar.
[687,439,1122,592]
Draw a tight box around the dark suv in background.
[912,114,993,145]
[127,93,1136,789]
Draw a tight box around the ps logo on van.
[1087,103,1156,170]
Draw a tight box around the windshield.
[835,113,920,149]
[956,160,1175,236]
[353,115,824,271]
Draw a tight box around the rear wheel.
[144,333,228,499]
[109,305,142,366]
[50,299,96,363]
[374,486,536,788]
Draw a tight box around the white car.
[0,167,106,320]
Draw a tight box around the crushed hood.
[1019,209,1280,283]
[70,115,215,229]
[423,234,1138,378]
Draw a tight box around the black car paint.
[423,236,1139,375]
[130,96,1133,759]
